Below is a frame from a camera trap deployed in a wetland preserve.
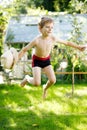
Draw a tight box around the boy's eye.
[45,26,49,28]
[50,27,53,30]
[45,26,53,29]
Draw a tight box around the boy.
[18,17,85,99]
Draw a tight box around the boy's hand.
[79,46,86,51]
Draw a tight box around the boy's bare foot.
[20,78,27,87]
[43,84,47,99]
[20,75,31,87]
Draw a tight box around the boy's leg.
[42,65,56,99]
[21,77,28,87]
[21,67,41,87]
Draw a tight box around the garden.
[0,0,87,129]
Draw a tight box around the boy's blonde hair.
[38,17,54,28]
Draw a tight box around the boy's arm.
[56,38,85,51]
[18,40,36,59]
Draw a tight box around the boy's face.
[40,22,54,37]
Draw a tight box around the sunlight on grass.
[75,88,87,96]
[0,83,87,130]
[23,85,32,90]
[77,123,87,130]
[4,99,18,109]
[54,89,64,97]
[2,90,9,94]
[9,118,17,127]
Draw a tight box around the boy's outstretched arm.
[18,40,36,60]
[56,38,86,51]
[18,45,28,59]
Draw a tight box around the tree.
[68,0,87,13]
[42,0,55,11]
[0,10,7,70]
[65,14,87,82]
[53,0,71,11]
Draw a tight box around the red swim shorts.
[32,55,51,68]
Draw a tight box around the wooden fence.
[55,72,87,74]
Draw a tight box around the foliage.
[51,46,63,71]
[3,0,87,14]
[12,0,28,14]
[0,0,87,80]
[0,83,87,130]
[64,15,87,82]
[53,0,71,12]
[68,15,86,59]
[69,15,85,44]
[68,0,87,13]
[71,54,79,67]
[0,12,7,53]
[0,9,8,71]
[6,29,14,43]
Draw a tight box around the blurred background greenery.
[0,0,87,83]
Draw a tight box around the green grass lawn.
[0,83,87,130]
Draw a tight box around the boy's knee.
[50,77,56,84]
[34,81,41,86]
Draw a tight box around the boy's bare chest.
[38,40,52,50]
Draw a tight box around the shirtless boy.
[18,17,85,99]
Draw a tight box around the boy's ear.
[38,25,42,32]
[38,25,41,30]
